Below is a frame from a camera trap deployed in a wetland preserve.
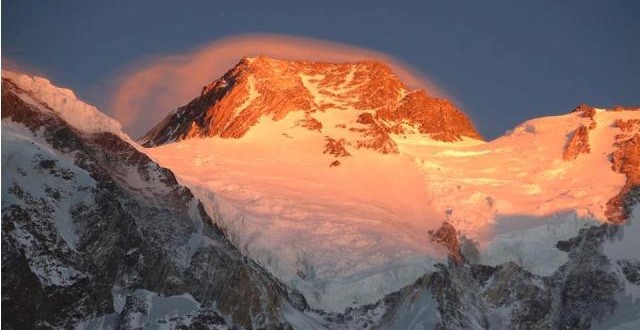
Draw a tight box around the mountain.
[3,61,640,330]
[140,56,640,314]
[140,56,482,154]
[1,71,310,329]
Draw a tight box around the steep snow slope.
[148,110,449,311]
[148,104,640,311]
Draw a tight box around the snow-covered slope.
[1,71,310,329]
[397,108,637,272]
[145,60,640,313]
[147,112,449,311]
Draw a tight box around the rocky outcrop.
[606,119,640,223]
[141,56,482,151]
[297,114,323,132]
[324,136,351,157]
[572,103,597,129]
[428,222,465,264]
[573,103,596,118]
[383,90,482,142]
[563,125,591,161]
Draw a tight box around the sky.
[3,0,639,140]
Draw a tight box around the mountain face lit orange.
[5,2,640,328]
[129,59,640,312]
[141,56,481,152]
[3,61,640,328]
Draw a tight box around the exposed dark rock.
[324,137,351,157]
[618,259,640,285]
[428,222,465,265]
[563,125,591,161]
[297,115,323,132]
[573,103,596,118]
[606,119,640,223]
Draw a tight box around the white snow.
[596,205,640,329]
[149,111,446,311]
[2,70,126,138]
[592,272,640,330]
[300,73,328,107]
[478,212,597,274]
[148,107,640,311]
[138,290,201,325]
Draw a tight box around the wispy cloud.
[2,56,48,77]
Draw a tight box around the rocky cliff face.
[606,118,640,223]
[428,222,465,265]
[140,56,481,152]
[1,76,307,329]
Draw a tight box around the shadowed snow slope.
[2,70,311,329]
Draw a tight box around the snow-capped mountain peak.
[140,56,482,152]
[3,67,640,329]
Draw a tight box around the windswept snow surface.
[148,108,640,311]
[2,70,125,137]
[149,111,447,311]
[395,109,635,273]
